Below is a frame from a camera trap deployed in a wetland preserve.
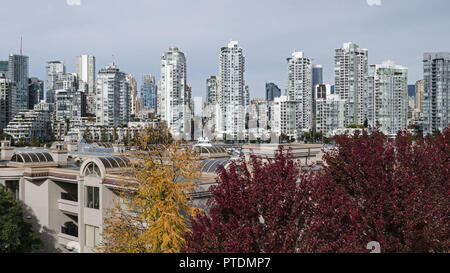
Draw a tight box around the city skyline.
[1,0,449,100]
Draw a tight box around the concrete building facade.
[423,52,450,135]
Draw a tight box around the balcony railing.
[61,192,78,202]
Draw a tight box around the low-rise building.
[4,109,52,142]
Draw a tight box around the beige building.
[0,140,324,253]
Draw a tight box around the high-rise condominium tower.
[46,61,66,104]
[219,41,246,141]
[0,74,16,129]
[95,63,131,127]
[160,47,191,140]
[265,82,281,101]
[128,74,138,115]
[423,52,450,135]
[28,77,44,109]
[141,74,157,111]
[76,55,96,95]
[334,42,368,126]
[8,54,29,112]
[366,61,409,134]
[287,51,313,131]
[312,65,324,91]
[415,79,424,115]
[206,76,219,105]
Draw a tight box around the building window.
[85,186,99,209]
[84,162,101,177]
[85,225,100,248]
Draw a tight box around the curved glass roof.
[201,158,230,173]
[97,156,131,169]
[195,146,227,155]
[11,152,54,163]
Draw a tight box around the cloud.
[367,0,382,6]
[66,0,81,6]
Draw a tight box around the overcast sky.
[1,0,449,99]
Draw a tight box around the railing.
[61,192,78,202]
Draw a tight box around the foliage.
[83,128,91,142]
[184,150,314,253]
[0,186,41,253]
[17,137,28,147]
[300,128,449,253]
[185,127,450,253]
[346,124,365,129]
[30,137,40,147]
[100,124,201,253]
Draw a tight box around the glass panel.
[116,157,126,168]
[29,153,39,162]
[85,186,99,209]
[85,186,93,208]
[22,153,32,162]
[108,157,120,168]
[94,227,100,247]
[43,153,53,162]
[94,187,99,209]
[85,225,94,248]
[36,153,47,162]
[99,158,112,168]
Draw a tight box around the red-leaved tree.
[184,150,314,253]
[184,128,450,253]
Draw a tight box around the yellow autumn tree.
[100,124,201,253]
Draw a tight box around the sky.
[1,0,449,100]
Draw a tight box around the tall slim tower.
[160,47,191,140]
[423,52,450,135]
[141,75,157,111]
[334,42,368,126]
[287,51,313,131]
[312,65,323,90]
[415,79,424,115]
[8,54,29,112]
[219,41,246,141]
[128,74,137,115]
[76,55,96,95]
[0,74,16,129]
[206,76,219,105]
[46,61,66,104]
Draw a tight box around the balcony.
[61,192,77,202]
[58,197,79,215]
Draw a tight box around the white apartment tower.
[286,51,313,131]
[95,63,131,127]
[219,41,247,141]
[160,47,191,140]
[366,61,409,134]
[271,96,300,140]
[76,55,96,95]
[334,42,368,126]
[315,94,346,137]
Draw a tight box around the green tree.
[0,186,41,253]
[17,137,28,147]
[30,137,40,147]
[101,128,108,142]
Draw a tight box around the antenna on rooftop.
[20,37,23,55]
